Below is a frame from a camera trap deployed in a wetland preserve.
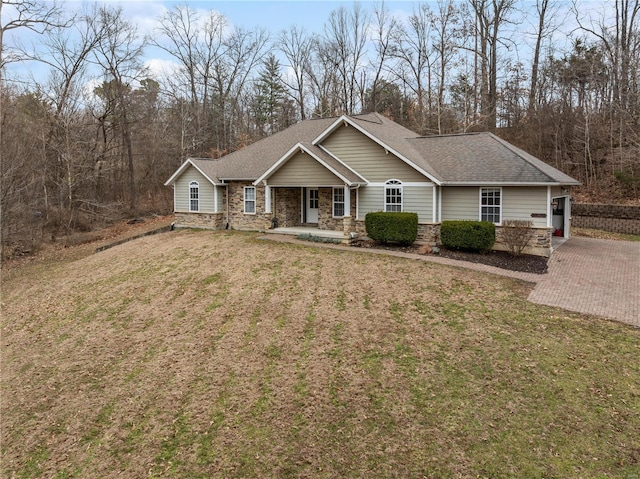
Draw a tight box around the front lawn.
[2,230,639,478]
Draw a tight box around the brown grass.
[2,230,639,478]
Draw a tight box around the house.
[165,113,580,256]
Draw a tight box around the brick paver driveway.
[528,237,640,327]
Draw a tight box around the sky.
[3,0,416,84]
[2,0,611,89]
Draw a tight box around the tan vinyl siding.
[268,151,343,186]
[441,187,478,220]
[550,186,562,198]
[404,186,433,223]
[441,186,549,226]
[322,125,428,182]
[357,185,433,222]
[216,185,224,212]
[174,167,216,213]
[357,186,383,220]
[503,186,548,227]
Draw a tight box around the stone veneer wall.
[352,219,552,256]
[273,187,301,227]
[572,203,640,235]
[352,220,441,244]
[494,226,553,257]
[318,188,341,230]
[174,212,224,229]
[227,181,270,231]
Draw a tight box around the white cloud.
[144,57,182,78]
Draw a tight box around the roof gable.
[313,114,442,184]
[164,158,220,186]
[254,144,359,186]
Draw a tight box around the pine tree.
[254,54,287,136]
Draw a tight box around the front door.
[306,188,319,223]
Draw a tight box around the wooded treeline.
[1,0,639,255]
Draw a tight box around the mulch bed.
[352,239,548,274]
[436,248,548,274]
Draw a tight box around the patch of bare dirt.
[573,227,639,241]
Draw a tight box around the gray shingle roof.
[169,113,579,187]
[406,132,580,185]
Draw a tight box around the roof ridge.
[348,112,384,125]
[413,132,485,139]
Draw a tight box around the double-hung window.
[480,187,501,224]
[384,180,402,212]
[189,181,199,211]
[244,186,256,214]
[333,188,345,217]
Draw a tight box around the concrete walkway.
[260,234,640,328]
[528,237,639,328]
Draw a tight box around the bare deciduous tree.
[391,4,434,133]
[323,3,369,114]
[468,0,517,131]
[92,4,146,213]
[278,25,313,120]
[366,1,398,114]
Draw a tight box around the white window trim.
[384,179,403,213]
[333,187,345,218]
[244,186,256,215]
[479,187,502,224]
[189,181,199,212]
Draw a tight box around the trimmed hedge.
[365,212,418,245]
[441,220,495,252]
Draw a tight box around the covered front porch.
[267,185,357,233]
[265,225,350,242]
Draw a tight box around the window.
[309,188,319,209]
[480,187,501,223]
[189,181,199,211]
[333,188,345,217]
[385,180,402,212]
[244,186,256,214]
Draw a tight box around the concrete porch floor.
[266,226,346,240]
[552,236,569,250]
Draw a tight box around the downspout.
[546,186,551,228]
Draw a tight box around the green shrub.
[440,220,495,252]
[365,212,418,246]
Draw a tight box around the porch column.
[344,185,351,216]
[432,186,437,222]
[546,186,552,228]
[265,185,272,214]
